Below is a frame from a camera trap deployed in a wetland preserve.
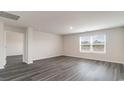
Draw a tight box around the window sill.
[80,51,106,54]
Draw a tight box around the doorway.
[6,30,24,66]
[0,23,33,69]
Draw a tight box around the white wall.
[5,25,63,61]
[63,27,124,64]
[6,31,24,56]
[32,31,63,60]
[0,23,6,68]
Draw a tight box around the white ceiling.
[0,11,124,35]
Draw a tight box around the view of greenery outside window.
[80,36,91,52]
[92,35,106,53]
[80,34,106,53]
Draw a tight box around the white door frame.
[0,23,33,69]
[5,30,25,65]
[23,27,33,64]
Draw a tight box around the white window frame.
[80,34,106,53]
[80,36,91,53]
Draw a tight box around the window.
[92,34,106,53]
[80,34,106,53]
[80,36,91,52]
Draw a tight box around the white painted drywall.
[23,27,34,64]
[5,25,63,61]
[6,31,24,56]
[0,22,6,68]
[63,27,124,64]
[32,31,63,60]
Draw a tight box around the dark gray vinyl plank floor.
[0,56,124,81]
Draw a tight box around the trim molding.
[64,55,124,64]
[0,66,4,69]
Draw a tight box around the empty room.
[0,11,124,81]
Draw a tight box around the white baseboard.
[0,66,4,69]
[27,61,33,64]
[23,59,33,64]
[64,55,124,64]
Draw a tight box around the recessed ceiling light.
[70,26,73,30]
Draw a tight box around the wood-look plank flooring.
[0,55,124,81]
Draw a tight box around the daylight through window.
[80,34,106,53]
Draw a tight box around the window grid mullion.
[80,34,106,53]
[90,36,93,52]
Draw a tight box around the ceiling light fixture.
[70,26,73,30]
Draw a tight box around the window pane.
[93,35,105,45]
[80,36,91,52]
[92,34,106,52]
[80,36,90,45]
[81,45,91,51]
[93,45,104,51]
